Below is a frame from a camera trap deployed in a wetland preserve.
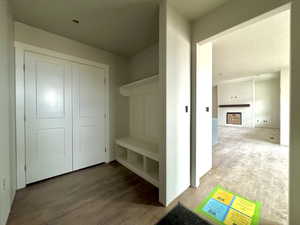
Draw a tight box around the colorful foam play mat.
[195,185,261,225]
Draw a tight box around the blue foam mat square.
[202,198,229,222]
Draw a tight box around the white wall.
[159,0,191,205]
[290,3,300,222]
[218,80,255,128]
[280,68,290,145]
[217,76,280,129]
[194,42,213,187]
[14,22,130,163]
[255,76,280,128]
[127,44,160,143]
[129,44,158,82]
[0,1,16,225]
[212,86,218,118]
[192,1,300,223]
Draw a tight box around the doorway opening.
[195,6,290,225]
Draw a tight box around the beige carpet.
[198,127,288,225]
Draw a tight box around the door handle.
[205,107,209,112]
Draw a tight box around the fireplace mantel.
[219,104,250,108]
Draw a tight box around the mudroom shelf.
[120,75,159,96]
[116,137,159,161]
[116,74,161,188]
[116,156,159,187]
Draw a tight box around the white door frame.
[191,4,290,187]
[15,41,110,189]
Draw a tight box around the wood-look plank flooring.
[7,127,288,225]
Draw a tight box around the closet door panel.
[73,64,106,170]
[25,52,73,184]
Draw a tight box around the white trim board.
[14,42,109,69]
[15,41,110,189]
[191,4,291,188]
[216,72,281,85]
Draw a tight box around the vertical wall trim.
[15,46,26,189]
[252,79,256,128]
[158,0,167,206]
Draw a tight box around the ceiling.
[169,0,230,21]
[12,0,232,57]
[12,0,159,57]
[213,10,290,84]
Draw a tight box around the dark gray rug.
[156,203,212,225]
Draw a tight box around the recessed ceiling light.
[72,19,79,24]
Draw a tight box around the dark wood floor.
[7,162,199,225]
[7,128,288,225]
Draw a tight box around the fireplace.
[227,112,242,125]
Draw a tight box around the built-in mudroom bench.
[115,75,161,188]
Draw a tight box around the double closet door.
[25,52,107,184]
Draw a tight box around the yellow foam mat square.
[231,197,256,217]
[224,209,252,225]
[213,189,234,205]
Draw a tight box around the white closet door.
[72,63,107,170]
[25,52,73,183]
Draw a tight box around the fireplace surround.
[226,112,242,125]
